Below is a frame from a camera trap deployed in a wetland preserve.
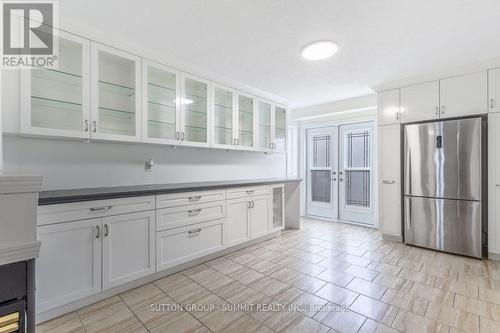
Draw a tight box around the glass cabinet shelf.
[31,96,82,112]
[98,80,135,97]
[98,106,135,118]
[32,67,82,87]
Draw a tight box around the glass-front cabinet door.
[180,73,210,147]
[237,93,256,149]
[212,84,235,148]
[257,100,272,151]
[142,60,180,144]
[91,42,141,142]
[20,30,90,139]
[273,105,287,153]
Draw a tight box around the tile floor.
[36,218,500,333]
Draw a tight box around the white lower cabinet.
[271,185,285,231]
[36,218,101,313]
[251,196,271,238]
[156,219,224,271]
[102,211,155,290]
[226,198,251,246]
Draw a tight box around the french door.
[306,127,339,219]
[306,122,374,225]
[339,123,374,224]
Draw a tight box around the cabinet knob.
[441,105,445,115]
[435,106,439,116]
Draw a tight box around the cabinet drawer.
[156,201,225,231]
[37,196,155,226]
[226,186,270,199]
[156,220,224,271]
[156,190,225,209]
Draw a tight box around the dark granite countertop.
[39,178,302,205]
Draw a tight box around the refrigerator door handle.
[406,198,411,230]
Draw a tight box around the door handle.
[188,208,202,216]
[176,131,180,140]
[246,190,255,194]
[491,98,495,109]
[441,105,445,115]
[104,224,109,237]
[84,120,89,132]
[188,228,202,236]
[89,206,113,212]
[251,201,255,208]
[181,132,185,141]
[382,180,396,184]
[96,225,100,239]
[435,106,439,116]
[248,201,252,208]
[236,138,240,146]
[93,121,97,133]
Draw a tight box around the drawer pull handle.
[246,190,255,194]
[188,209,202,216]
[104,224,109,237]
[188,228,202,235]
[382,180,396,184]
[189,196,202,202]
[90,206,113,212]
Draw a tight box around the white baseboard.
[488,252,500,261]
[382,233,403,242]
[36,231,281,324]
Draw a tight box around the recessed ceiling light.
[301,41,338,61]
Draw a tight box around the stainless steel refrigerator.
[403,117,487,258]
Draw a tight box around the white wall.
[2,136,285,190]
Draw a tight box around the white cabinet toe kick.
[35,184,289,322]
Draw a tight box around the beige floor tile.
[150,313,210,333]
[367,261,402,277]
[275,287,329,317]
[337,253,372,267]
[252,302,302,331]
[248,259,282,275]
[349,295,398,326]
[393,309,450,333]
[410,282,454,307]
[435,277,479,299]
[211,259,245,275]
[373,272,413,292]
[212,280,247,299]
[346,277,388,300]
[36,312,84,333]
[316,268,355,287]
[381,288,428,316]
[479,287,500,305]
[251,277,293,297]
[315,283,359,307]
[290,273,327,294]
[157,275,210,303]
[197,273,234,292]
[425,301,479,333]
[200,308,266,333]
[77,296,146,333]
[313,303,367,333]
[480,317,500,333]
[398,268,437,286]
[226,252,259,265]
[343,264,379,281]
[224,287,274,314]
[120,283,165,309]
[358,318,398,333]
[132,294,184,329]
[270,266,302,283]
[280,314,330,333]
[182,264,221,283]
[453,294,500,321]
[228,266,266,285]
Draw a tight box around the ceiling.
[60,0,500,108]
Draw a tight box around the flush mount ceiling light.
[301,41,338,61]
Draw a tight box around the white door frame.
[338,122,375,225]
[306,126,339,219]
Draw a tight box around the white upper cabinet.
[141,60,181,145]
[257,100,273,151]
[488,68,500,113]
[180,73,211,147]
[212,84,236,149]
[20,30,91,139]
[236,92,256,150]
[440,71,487,118]
[401,81,439,123]
[273,105,287,153]
[91,42,141,142]
[377,89,400,125]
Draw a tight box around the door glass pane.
[346,130,370,168]
[274,106,286,149]
[312,134,331,168]
[312,170,331,203]
[345,171,370,207]
[238,95,254,147]
[213,86,233,145]
[273,187,283,228]
[258,101,272,148]
[31,37,83,131]
[146,66,177,140]
[98,51,136,136]
[184,78,208,143]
